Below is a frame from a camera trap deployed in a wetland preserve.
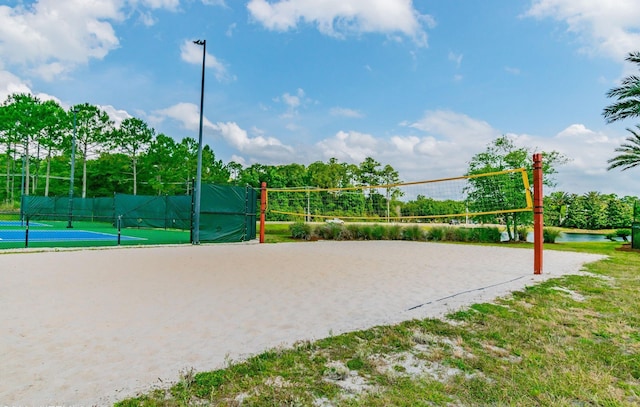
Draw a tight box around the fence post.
[117,215,122,246]
[25,216,29,248]
[533,153,543,275]
[260,182,266,243]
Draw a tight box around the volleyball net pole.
[533,153,543,275]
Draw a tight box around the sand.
[0,241,604,406]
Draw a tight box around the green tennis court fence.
[21,194,193,230]
[3,185,259,248]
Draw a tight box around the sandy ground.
[0,241,604,406]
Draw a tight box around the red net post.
[533,153,543,274]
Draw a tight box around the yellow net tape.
[266,168,533,222]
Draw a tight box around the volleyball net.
[265,168,533,222]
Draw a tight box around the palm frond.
[607,125,640,171]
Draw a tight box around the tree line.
[0,93,401,207]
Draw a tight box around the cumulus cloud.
[180,40,234,82]
[0,0,184,81]
[213,122,294,160]
[316,130,379,162]
[0,70,32,103]
[526,0,640,61]
[247,0,433,46]
[409,110,497,144]
[99,105,132,128]
[0,1,121,80]
[156,102,293,162]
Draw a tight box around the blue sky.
[1,0,640,196]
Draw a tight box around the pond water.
[502,232,629,243]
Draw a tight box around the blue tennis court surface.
[0,230,145,242]
[0,220,49,227]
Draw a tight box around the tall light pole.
[67,108,78,228]
[192,39,206,244]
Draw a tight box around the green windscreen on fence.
[20,185,257,244]
[115,194,192,229]
[23,196,114,222]
[199,184,257,242]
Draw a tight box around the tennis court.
[0,219,190,248]
[0,229,145,243]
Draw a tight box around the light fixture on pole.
[67,108,78,228]
[192,39,206,244]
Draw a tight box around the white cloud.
[99,105,132,128]
[330,107,364,118]
[410,110,497,144]
[156,102,214,131]
[0,70,32,103]
[526,0,640,61]
[180,40,234,82]
[247,0,432,46]
[0,0,184,81]
[282,89,303,109]
[212,122,294,160]
[274,88,308,118]
[316,130,379,163]
[156,102,293,162]
[0,1,121,80]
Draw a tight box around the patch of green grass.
[116,241,640,406]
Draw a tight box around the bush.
[384,224,403,240]
[371,225,386,240]
[517,226,529,242]
[289,222,312,240]
[402,225,425,241]
[315,223,343,240]
[543,227,563,243]
[476,227,502,243]
[428,227,446,241]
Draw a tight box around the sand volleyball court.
[0,241,603,405]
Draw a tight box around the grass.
[115,240,640,406]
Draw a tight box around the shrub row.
[288,222,503,243]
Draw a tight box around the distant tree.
[39,100,69,196]
[200,145,230,184]
[582,191,606,230]
[72,103,113,198]
[227,161,243,183]
[141,134,179,195]
[607,125,640,171]
[110,117,154,195]
[563,194,587,229]
[544,191,571,227]
[466,135,567,240]
[1,94,48,196]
